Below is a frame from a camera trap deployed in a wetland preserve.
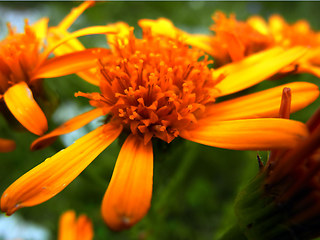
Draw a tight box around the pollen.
[0,21,40,94]
[77,29,219,144]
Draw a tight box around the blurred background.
[0,1,320,240]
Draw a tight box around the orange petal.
[58,211,77,240]
[220,31,245,61]
[205,82,319,120]
[31,108,105,150]
[180,118,308,150]
[101,134,153,231]
[39,25,117,65]
[0,138,16,152]
[58,210,93,240]
[214,46,307,97]
[57,1,95,31]
[32,48,109,80]
[75,214,94,240]
[4,82,47,135]
[48,28,100,86]
[1,124,122,215]
[297,62,320,78]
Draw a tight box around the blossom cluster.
[0,2,320,239]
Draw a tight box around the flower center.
[0,22,40,94]
[78,29,219,144]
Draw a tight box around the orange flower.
[230,90,320,240]
[1,23,318,231]
[0,1,115,135]
[58,210,93,240]
[0,138,15,152]
[139,14,320,77]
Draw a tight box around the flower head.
[1,22,318,231]
[0,1,116,136]
[139,14,320,77]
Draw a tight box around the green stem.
[219,225,248,240]
[154,141,199,218]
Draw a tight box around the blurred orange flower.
[1,23,318,231]
[0,1,115,136]
[0,138,15,152]
[139,13,320,77]
[58,210,93,240]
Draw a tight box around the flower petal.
[101,134,153,231]
[39,25,117,65]
[31,108,105,151]
[57,1,95,31]
[181,118,308,150]
[205,82,319,120]
[58,211,77,240]
[1,124,122,215]
[58,210,93,240]
[214,46,307,97]
[4,82,47,135]
[0,138,16,153]
[31,17,49,45]
[32,48,110,80]
[75,214,94,240]
[48,28,100,86]
[138,18,214,55]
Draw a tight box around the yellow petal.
[0,138,16,152]
[101,134,153,231]
[31,108,105,150]
[32,48,109,80]
[181,118,308,150]
[4,82,47,135]
[214,46,307,97]
[138,18,214,55]
[31,17,49,45]
[205,82,319,120]
[247,16,269,35]
[1,124,122,215]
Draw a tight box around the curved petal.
[57,1,95,31]
[1,124,122,215]
[48,28,100,86]
[180,118,308,150]
[214,46,307,97]
[205,82,319,121]
[0,138,16,152]
[58,210,93,240]
[39,25,117,65]
[101,134,153,231]
[4,82,47,135]
[32,48,110,80]
[31,108,105,151]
